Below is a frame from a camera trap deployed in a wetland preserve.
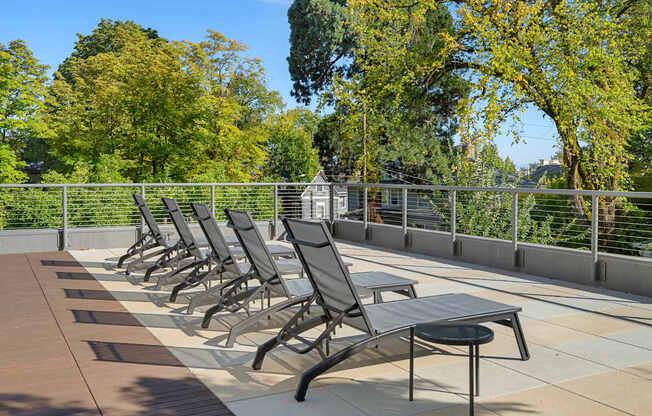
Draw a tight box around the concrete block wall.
[331,219,652,298]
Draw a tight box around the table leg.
[409,327,414,401]
[469,345,474,416]
[475,344,480,396]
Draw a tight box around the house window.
[316,202,326,218]
[383,189,402,206]
[340,197,346,208]
[390,189,401,206]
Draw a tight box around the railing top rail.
[0,182,326,189]
[0,182,650,198]
[343,183,652,198]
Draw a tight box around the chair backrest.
[132,193,165,245]
[282,217,373,335]
[190,203,240,275]
[224,209,290,296]
[161,197,202,258]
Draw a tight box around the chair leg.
[117,249,135,268]
[295,327,407,402]
[511,313,530,361]
[156,259,198,289]
[225,297,307,347]
[252,315,326,370]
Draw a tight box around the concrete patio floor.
[6,241,650,415]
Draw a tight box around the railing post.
[450,190,456,256]
[273,184,278,238]
[211,184,216,218]
[402,187,408,247]
[62,185,68,250]
[591,194,600,280]
[512,192,519,267]
[329,183,335,234]
[363,186,368,240]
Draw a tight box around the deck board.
[0,251,233,416]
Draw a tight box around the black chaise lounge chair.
[201,209,418,348]
[172,203,301,312]
[117,193,180,274]
[170,202,256,308]
[252,218,530,402]
[151,197,213,288]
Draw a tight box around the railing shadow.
[64,288,180,304]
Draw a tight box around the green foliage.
[287,0,356,105]
[0,39,49,151]
[264,109,320,182]
[448,0,648,205]
[0,144,29,228]
[47,25,283,182]
[56,18,159,84]
[0,144,28,184]
[426,141,555,245]
[289,0,470,181]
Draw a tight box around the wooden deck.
[0,251,233,416]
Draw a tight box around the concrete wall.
[333,219,365,243]
[456,235,515,270]
[331,219,652,298]
[599,253,652,297]
[0,229,60,254]
[519,243,594,285]
[409,228,453,259]
[0,220,274,254]
[3,220,650,298]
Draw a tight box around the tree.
[504,157,516,174]
[264,109,320,182]
[56,19,159,85]
[287,0,356,105]
[0,144,27,184]
[289,0,470,181]
[0,40,49,152]
[343,0,648,243]
[428,142,555,245]
[47,24,282,182]
[447,0,647,220]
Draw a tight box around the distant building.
[521,159,562,176]
[301,171,348,219]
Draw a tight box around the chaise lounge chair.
[117,193,180,275]
[150,197,214,289]
[201,209,418,348]
[252,217,530,402]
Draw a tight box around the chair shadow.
[0,393,100,416]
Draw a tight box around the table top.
[415,323,494,346]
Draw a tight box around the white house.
[301,171,348,219]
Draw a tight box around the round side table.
[409,323,494,416]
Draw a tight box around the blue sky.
[2,0,558,168]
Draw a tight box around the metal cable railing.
[0,182,650,260]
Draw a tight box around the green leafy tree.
[0,40,49,152]
[428,142,555,245]
[287,0,356,105]
[56,19,159,84]
[447,0,648,221]
[264,108,320,182]
[288,0,470,181]
[0,144,27,184]
[47,23,282,182]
